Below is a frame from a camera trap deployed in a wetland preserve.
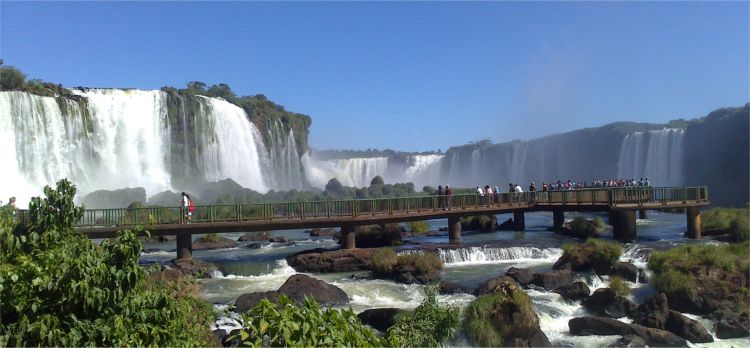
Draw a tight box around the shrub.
[609,276,630,298]
[388,286,460,347]
[463,286,537,347]
[561,238,622,272]
[702,206,750,242]
[592,216,606,228]
[371,248,397,275]
[397,252,443,275]
[568,216,604,237]
[0,179,214,346]
[407,220,429,233]
[202,233,220,243]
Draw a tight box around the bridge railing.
[12,186,707,229]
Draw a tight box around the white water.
[617,128,685,186]
[0,90,274,205]
[436,246,563,266]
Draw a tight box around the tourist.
[476,186,484,205]
[445,185,452,210]
[529,182,536,192]
[181,192,194,224]
[8,196,16,222]
[645,178,650,187]
[485,185,493,205]
[494,185,500,204]
[437,185,444,209]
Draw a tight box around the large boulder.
[344,224,403,248]
[569,316,687,347]
[505,267,534,287]
[192,235,238,250]
[238,231,269,242]
[357,308,405,332]
[309,228,340,238]
[665,310,714,343]
[474,276,520,297]
[497,218,515,231]
[607,334,646,348]
[555,281,591,301]
[583,288,637,319]
[553,242,617,275]
[632,293,669,329]
[715,319,750,339]
[286,248,378,273]
[234,291,281,313]
[611,262,638,282]
[168,258,219,279]
[277,274,349,306]
[438,281,469,294]
[532,270,573,290]
[389,263,441,285]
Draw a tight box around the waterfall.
[402,154,443,188]
[435,246,563,265]
[617,128,685,186]
[266,120,303,190]
[0,90,274,205]
[301,155,389,188]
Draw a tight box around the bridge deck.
[17,186,706,238]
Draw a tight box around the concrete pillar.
[176,233,192,260]
[611,210,636,243]
[448,216,461,244]
[553,210,565,231]
[686,207,701,239]
[513,211,525,231]
[341,224,356,249]
[638,210,648,220]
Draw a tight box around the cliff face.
[683,104,749,207]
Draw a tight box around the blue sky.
[1,1,748,152]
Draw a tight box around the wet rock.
[632,293,669,329]
[583,288,637,319]
[611,262,638,282]
[143,248,162,253]
[193,236,238,250]
[357,308,405,332]
[555,281,591,301]
[390,264,441,285]
[168,258,219,278]
[309,228,339,238]
[665,310,714,343]
[505,267,534,287]
[277,274,349,306]
[715,319,750,339]
[438,281,468,294]
[553,243,612,274]
[497,218,515,231]
[286,248,378,273]
[569,316,687,347]
[234,291,280,312]
[238,231,269,242]
[211,329,227,348]
[637,269,648,283]
[532,269,573,290]
[342,224,403,248]
[474,276,519,297]
[246,242,262,249]
[607,334,646,348]
[268,237,289,243]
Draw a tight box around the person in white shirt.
[476,186,484,205]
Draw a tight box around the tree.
[0,64,26,91]
[325,178,345,197]
[370,175,385,186]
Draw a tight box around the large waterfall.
[616,128,685,186]
[0,89,275,205]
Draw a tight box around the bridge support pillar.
[513,211,525,231]
[553,210,565,231]
[611,210,636,243]
[341,224,356,249]
[638,210,648,220]
[176,233,192,260]
[448,216,461,244]
[686,207,701,239]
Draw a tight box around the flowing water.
[137,211,749,347]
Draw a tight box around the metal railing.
[13,186,708,229]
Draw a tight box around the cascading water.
[266,120,303,190]
[617,128,685,186]
[302,155,389,188]
[436,246,563,265]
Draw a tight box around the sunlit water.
[137,211,749,347]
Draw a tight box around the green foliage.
[370,248,398,275]
[463,286,537,347]
[388,286,460,347]
[648,242,750,299]
[0,179,214,346]
[228,295,395,347]
[370,175,385,186]
[609,276,630,298]
[702,205,750,242]
[592,216,605,228]
[408,220,430,233]
[423,185,436,194]
[568,216,604,237]
[397,252,443,275]
[0,63,26,90]
[203,233,220,243]
[562,238,622,270]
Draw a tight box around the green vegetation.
[702,205,750,241]
[649,242,750,299]
[562,238,623,271]
[202,233,220,243]
[408,220,430,233]
[568,216,605,237]
[0,60,79,98]
[388,286,460,347]
[609,276,630,298]
[461,215,495,231]
[229,287,459,347]
[463,285,537,347]
[0,179,214,346]
[370,250,443,276]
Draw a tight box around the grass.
[568,216,606,237]
[370,248,397,275]
[609,276,630,298]
[562,238,623,270]
[407,220,430,233]
[202,233,220,243]
[370,250,443,275]
[463,286,537,347]
[702,205,750,242]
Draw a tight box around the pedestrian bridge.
[15,186,709,260]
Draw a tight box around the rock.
[158,235,176,242]
[269,237,289,243]
[553,243,612,274]
[211,329,227,348]
[238,231,269,242]
[309,228,339,238]
[612,262,638,282]
[715,319,750,339]
[633,293,669,329]
[390,263,441,285]
[474,276,519,297]
[532,269,574,290]
[357,308,405,331]
[527,328,552,347]
[637,269,648,283]
[583,288,637,319]
[339,224,403,248]
[193,236,238,250]
[169,258,219,278]
[438,281,468,294]
[497,218,515,231]
[506,267,534,287]
[569,316,687,347]
[665,310,714,343]
[286,248,378,273]
[246,242,262,249]
[143,248,162,253]
[461,215,498,232]
[234,291,281,312]
[607,334,646,348]
[277,274,349,306]
[555,281,591,301]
